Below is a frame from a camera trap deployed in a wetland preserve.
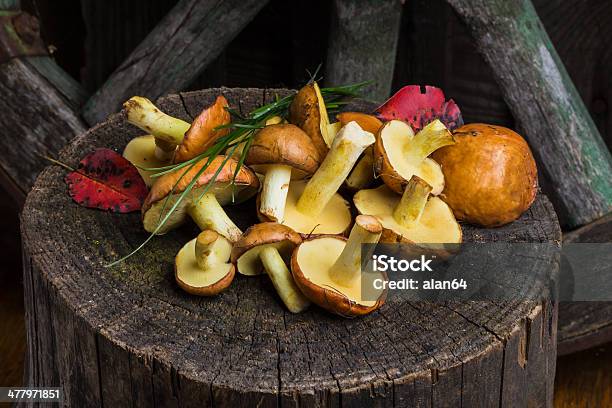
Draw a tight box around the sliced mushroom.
[175,230,235,296]
[290,215,387,317]
[231,223,309,313]
[374,119,454,195]
[353,176,462,245]
[337,112,384,191]
[142,156,259,241]
[246,124,320,222]
[289,81,334,158]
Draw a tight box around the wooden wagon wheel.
[21,87,562,407]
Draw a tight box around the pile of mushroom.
[122,82,471,317]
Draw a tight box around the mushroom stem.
[195,230,232,269]
[259,246,310,313]
[330,215,383,287]
[406,119,455,163]
[124,96,190,145]
[392,176,433,228]
[188,193,242,243]
[345,147,374,190]
[296,121,375,217]
[154,138,177,161]
[260,164,292,222]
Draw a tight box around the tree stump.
[21,88,561,407]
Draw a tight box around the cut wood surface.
[446,0,612,229]
[21,88,561,407]
[82,0,270,125]
[325,0,402,102]
[0,57,86,203]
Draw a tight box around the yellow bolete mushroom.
[122,96,231,185]
[259,121,375,235]
[175,230,235,296]
[231,223,309,313]
[290,215,387,317]
[336,112,384,191]
[353,176,462,245]
[141,156,259,242]
[289,81,337,158]
[246,124,320,222]
[374,119,455,195]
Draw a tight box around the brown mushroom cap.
[245,124,321,178]
[290,235,387,317]
[175,238,235,296]
[142,155,259,233]
[374,120,447,195]
[288,82,330,158]
[353,184,462,245]
[173,96,231,163]
[231,222,302,276]
[336,112,383,135]
[432,123,538,227]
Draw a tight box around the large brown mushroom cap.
[142,155,259,233]
[290,235,387,317]
[245,124,321,178]
[175,237,235,296]
[288,82,330,158]
[173,96,231,163]
[231,222,302,276]
[432,124,538,227]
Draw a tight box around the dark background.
[1,0,611,406]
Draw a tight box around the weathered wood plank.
[0,57,86,202]
[0,0,19,10]
[82,0,271,125]
[446,0,612,229]
[325,0,402,102]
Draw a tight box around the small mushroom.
[231,223,309,313]
[173,95,231,163]
[336,112,384,191]
[290,215,387,317]
[123,96,231,171]
[258,121,375,235]
[142,156,259,242]
[353,175,462,245]
[175,230,235,296]
[122,135,168,186]
[289,81,336,158]
[123,96,191,161]
[246,124,320,222]
[374,119,455,195]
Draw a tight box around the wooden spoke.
[82,0,271,125]
[446,0,612,229]
[325,0,403,102]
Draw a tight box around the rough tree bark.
[21,88,561,407]
[325,0,402,102]
[445,0,612,229]
[81,0,270,125]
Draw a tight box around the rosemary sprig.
[107,80,369,266]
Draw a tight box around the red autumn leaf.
[376,85,464,132]
[65,148,148,213]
